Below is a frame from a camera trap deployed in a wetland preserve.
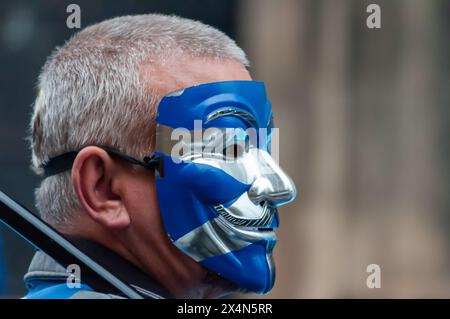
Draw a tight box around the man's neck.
[61,225,236,298]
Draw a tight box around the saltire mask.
[40,80,297,294]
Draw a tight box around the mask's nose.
[247,150,296,207]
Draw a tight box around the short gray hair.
[30,14,249,226]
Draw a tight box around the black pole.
[0,190,143,299]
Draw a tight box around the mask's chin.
[199,220,278,294]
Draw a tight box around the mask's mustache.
[214,201,276,228]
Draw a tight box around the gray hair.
[30,14,249,226]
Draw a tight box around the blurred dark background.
[0,0,449,298]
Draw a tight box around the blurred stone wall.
[238,0,450,297]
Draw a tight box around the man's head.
[29,14,295,298]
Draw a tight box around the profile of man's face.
[67,55,295,297]
[137,56,296,294]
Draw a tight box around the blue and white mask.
[154,80,296,294]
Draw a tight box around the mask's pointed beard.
[214,201,275,228]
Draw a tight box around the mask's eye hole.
[222,143,245,159]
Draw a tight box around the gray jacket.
[23,238,170,299]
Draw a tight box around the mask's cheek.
[177,162,250,205]
[156,158,250,241]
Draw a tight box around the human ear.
[71,146,131,229]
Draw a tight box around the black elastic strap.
[40,146,160,179]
